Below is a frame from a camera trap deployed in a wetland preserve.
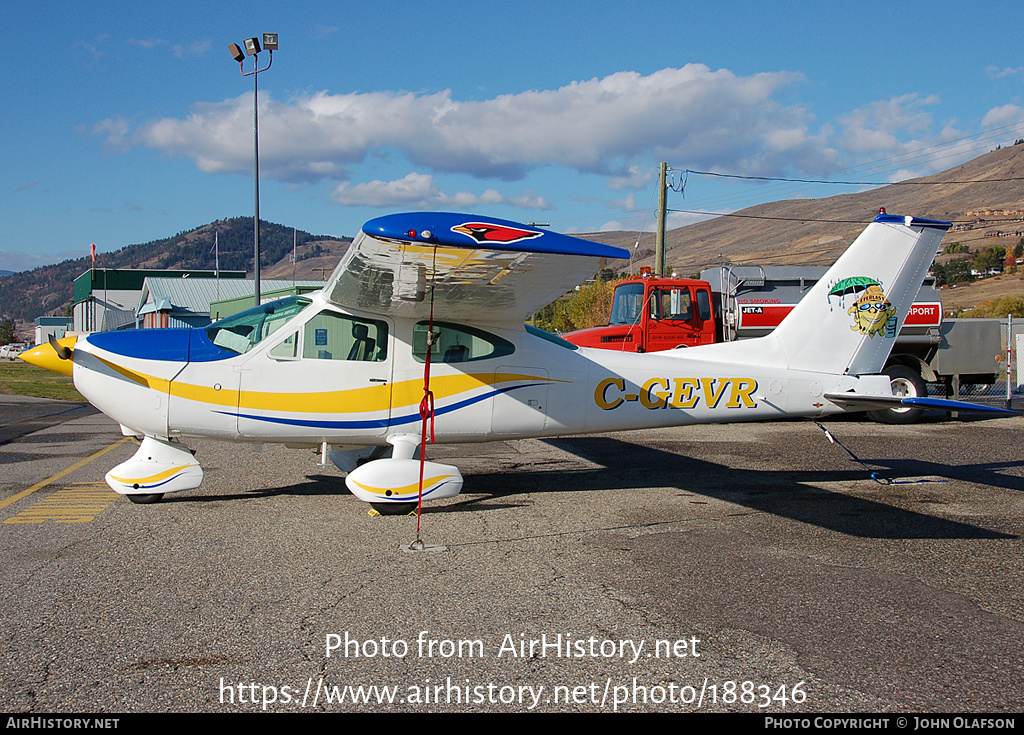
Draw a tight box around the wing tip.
[363,212,630,259]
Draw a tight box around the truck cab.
[565,278,715,352]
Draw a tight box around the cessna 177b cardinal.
[21,212,1014,511]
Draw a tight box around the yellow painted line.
[0,437,131,513]
[4,485,121,524]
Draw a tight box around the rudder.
[767,214,950,377]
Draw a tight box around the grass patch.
[0,360,86,401]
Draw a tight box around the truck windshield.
[609,283,645,325]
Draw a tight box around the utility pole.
[655,161,667,275]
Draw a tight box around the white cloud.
[986,66,1024,79]
[330,172,551,209]
[173,39,212,58]
[607,193,640,211]
[92,117,131,152]
[607,165,654,191]
[832,94,985,179]
[837,94,941,155]
[982,104,1024,127]
[128,38,166,49]
[0,249,84,273]
[313,24,339,38]
[97,65,1012,201]
[596,208,719,233]
[507,190,550,209]
[100,65,840,184]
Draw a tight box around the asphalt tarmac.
[1,395,1022,713]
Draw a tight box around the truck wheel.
[868,366,927,425]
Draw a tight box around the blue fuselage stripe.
[213,383,543,430]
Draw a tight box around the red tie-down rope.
[416,247,439,532]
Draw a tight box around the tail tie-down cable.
[814,422,947,486]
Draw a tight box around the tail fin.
[766,214,950,376]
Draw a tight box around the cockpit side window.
[206,297,311,355]
[302,311,388,362]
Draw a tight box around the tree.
[531,278,618,333]
[0,318,15,346]
[565,280,616,330]
[972,246,1005,272]
[964,296,1024,318]
[942,258,973,285]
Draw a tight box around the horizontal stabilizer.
[824,392,1019,416]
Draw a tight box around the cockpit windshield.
[205,296,311,355]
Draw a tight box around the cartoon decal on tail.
[828,277,897,338]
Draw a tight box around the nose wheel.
[370,502,418,516]
[126,493,164,505]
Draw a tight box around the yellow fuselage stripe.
[93,354,558,414]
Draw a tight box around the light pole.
[228,33,277,307]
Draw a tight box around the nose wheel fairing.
[344,433,464,505]
[105,436,203,498]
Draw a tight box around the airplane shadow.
[160,473,351,504]
[161,436,1021,541]
[447,436,1019,541]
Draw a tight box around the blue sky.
[4,0,1024,272]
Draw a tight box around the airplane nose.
[19,336,77,376]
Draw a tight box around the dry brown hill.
[261,239,350,283]
[581,144,1024,287]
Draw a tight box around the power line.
[683,168,1024,186]
[667,208,870,224]
[668,207,1024,226]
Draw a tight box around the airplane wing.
[323,212,630,326]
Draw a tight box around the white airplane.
[21,211,1014,512]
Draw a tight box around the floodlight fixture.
[228,33,278,306]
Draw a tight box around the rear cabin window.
[412,321,514,363]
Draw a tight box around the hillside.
[0,218,350,324]
[582,144,1024,281]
